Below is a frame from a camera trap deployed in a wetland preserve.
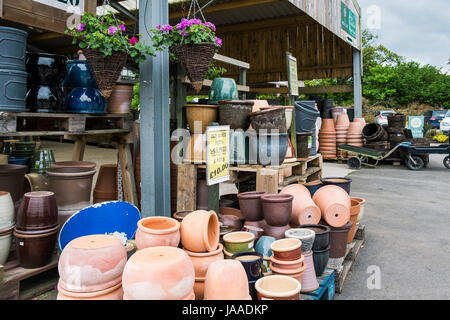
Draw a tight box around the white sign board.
[33,0,85,13]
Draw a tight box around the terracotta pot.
[57,282,123,300]
[280,184,321,226]
[320,119,336,132]
[122,246,195,300]
[0,191,15,232]
[237,191,265,221]
[353,118,366,127]
[0,164,28,203]
[347,199,361,243]
[255,275,301,300]
[336,114,350,128]
[0,228,13,265]
[135,216,181,250]
[16,191,58,231]
[312,185,351,228]
[14,225,59,268]
[300,250,319,292]
[270,255,304,270]
[220,214,243,230]
[260,194,293,227]
[107,83,133,114]
[173,211,192,223]
[218,100,254,130]
[58,234,127,293]
[93,164,117,203]
[222,231,255,254]
[270,238,302,261]
[203,259,251,300]
[232,251,264,281]
[193,277,206,300]
[185,243,224,279]
[181,210,220,253]
[47,167,96,212]
[250,100,270,112]
[249,107,287,133]
[352,197,366,222]
[313,246,330,276]
[269,261,307,283]
[241,225,264,244]
[51,161,96,169]
[322,221,353,258]
[263,224,290,240]
[299,224,330,251]
[347,122,363,135]
[284,228,315,253]
[185,104,218,134]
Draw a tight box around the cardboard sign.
[206,126,230,186]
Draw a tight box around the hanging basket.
[171,43,216,93]
[82,48,128,99]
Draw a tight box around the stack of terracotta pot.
[0,191,15,266]
[319,119,337,159]
[13,191,59,268]
[335,114,350,158]
[260,194,293,240]
[93,164,118,204]
[346,121,364,147]
[280,184,321,227]
[57,234,127,300]
[268,238,306,287]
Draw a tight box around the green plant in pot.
[65,13,155,99]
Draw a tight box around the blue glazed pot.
[67,87,106,114]
[8,157,29,165]
[208,78,238,105]
[304,180,323,197]
[321,177,352,195]
[255,236,275,258]
[65,60,98,88]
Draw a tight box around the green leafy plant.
[206,61,227,80]
[65,13,155,63]
[131,82,140,111]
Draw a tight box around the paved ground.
[335,153,450,299]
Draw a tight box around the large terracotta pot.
[107,84,133,114]
[312,185,351,228]
[203,259,251,300]
[300,250,319,293]
[0,191,15,232]
[185,243,224,280]
[222,231,255,254]
[57,282,123,300]
[237,191,265,221]
[47,167,96,212]
[280,184,321,226]
[270,238,302,261]
[352,197,366,222]
[181,210,220,253]
[260,194,293,227]
[0,164,28,203]
[122,246,195,300]
[185,104,218,134]
[255,275,301,300]
[58,234,127,293]
[0,228,13,265]
[16,191,58,231]
[323,221,353,258]
[135,216,181,250]
[347,199,361,243]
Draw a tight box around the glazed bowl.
[232,251,264,281]
[270,238,302,261]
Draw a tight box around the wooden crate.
[301,268,335,300]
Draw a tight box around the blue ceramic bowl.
[8,157,29,165]
[255,236,276,258]
[67,87,106,114]
[65,60,98,88]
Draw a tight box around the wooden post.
[176,163,197,212]
[118,140,138,206]
[72,136,86,161]
[239,67,247,100]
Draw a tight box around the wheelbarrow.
[401,142,450,170]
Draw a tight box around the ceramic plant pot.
[300,251,319,293]
[269,260,307,284]
[321,177,352,194]
[0,164,28,203]
[185,243,224,279]
[299,224,330,251]
[181,210,220,253]
[241,225,264,244]
[323,221,353,258]
[232,251,264,281]
[251,132,289,166]
[244,219,266,230]
[320,119,336,132]
[263,224,290,240]
[203,259,251,300]
[255,275,301,300]
[58,234,127,293]
[185,104,218,133]
[260,194,293,227]
[0,192,15,232]
[172,211,192,223]
[294,101,320,133]
[254,236,275,259]
[347,122,363,135]
[16,191,58,231]
[237,191,265,221]
[93,164,118,203]
[107,84,133,114]
[57,282,123,300]
[47,167,96,212]
[67,87,106,114]
[24,173,49,193]
[303,180,324,198]
[218,100,254,130]
[249,107,287,133]
[222,231,255,254]
[220,214,243,230]
[336,114,350,128]
[65,60,98,88]
[0,228,13,265]
[135,216,181,250]
[122,246,195,300]
[312,185,351,228]
[352,197,366,222]
[353,118,366,128]
[270,238,302,261]
[208,78,239,105]
[313,246,330,276]
[26,52,67,85]
[13,225,59,268]
[347,199,361,244]
[284,228,315,253]
[29,149,55,175]
[270,255,304,270]
[280,184,321,226]
[51,161,96,169]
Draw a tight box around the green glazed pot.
[30,149,55,175]
[222,231,255,254]
[1,142,15,156]
[14,142,37,152]
[208,78,238,105]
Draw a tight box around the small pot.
[270,238,302,261]
[254,236,276,259]
[237,191,265,221]
[321,177,352,194]
[16,191,58,231]
[299,224,330,251]
[313,246,330,276]
[185,104,218,134]
[348,199,361,243]
[269,262,307,283]
[0,164,28,203]
[185,243,224,278]
[270,255,304,270]
[107,83,133,114]
[352,197,366,222]
[260,194,293,227]
[284,228,315,253]
[93,164,118,203]
[255,275,301,300]
[263,224,290,240]
[181,210,220,253]
[232,251,264,281]
[135,216,181,250]
[241,225,264,244]
[29,149,55,175]
[222,231,255,254]
[322,221,353,258]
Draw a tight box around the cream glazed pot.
[0,191,15,232]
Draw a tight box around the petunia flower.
[76,24,85,32]
[205,22,216,31]
[108,26,118,35]
[118,24,126,32]
[215,37,222,46]
[129,36,139,45]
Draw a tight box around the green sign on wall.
[341,2,357,39]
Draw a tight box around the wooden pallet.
[301,268,335,300]
[326,224,365,294]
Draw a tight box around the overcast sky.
[358,0,449,73]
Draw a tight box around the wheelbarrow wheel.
[406,156,424,171]
[348,157,362,170]
[444,156,450,169]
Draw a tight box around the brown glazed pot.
[0,164,28,203]
[51,161,96,169]
[47,167,96,212]
[260,194,293,227]
[249,107,287,133]
[107,84,133,114]
[16,191,58,231]
[219,215,243,230]
[263,224,290,240]
[13,225,59,268]
[270,238,302,261]
[322,221,353,258]
[237,191,266,222]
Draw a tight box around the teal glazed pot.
[208,78,238,105]
[255,236,276,258]
[30,149,55,175]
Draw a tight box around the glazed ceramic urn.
[180,210,220,253]
[135,216,181,250]
[58,235,127,293]
[122,246,195,300]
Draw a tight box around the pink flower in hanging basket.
[161,24,173,32]
[190,18,202,25]
[215,37,222,46]
[129,36,139,45]
[76,24,85,31]
[118,24,126,32]
[204,22,216,31]
[108,26,118,35]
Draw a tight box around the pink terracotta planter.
[347,122,363,135]
[57,282,123,300]
[184,243,224,278]
[347,199,361,243]
[280,184,321,226]
[320,119,336,132]
[135,216,181,250]
[336,114,350,128]
[58,234,127,293]
[122,246,195,300]
[312,185,351,228]
[181,210,220,253]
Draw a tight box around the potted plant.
[151,18,222,92]
[65,13,154,98]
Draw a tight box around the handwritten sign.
[206,126,230,186]
[287,53,299,97]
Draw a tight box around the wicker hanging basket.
[171,43,216,93]
[82,48,128,99]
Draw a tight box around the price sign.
[206,126,230,186]
[287,53,299,97]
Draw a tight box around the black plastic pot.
[363,123,388,142]
[387,114,406,128]
[321,177,352,195]
[313,246,330,276]
[322,221,353,258]
[300,224,330,251]
[232,251,264,281]
[322,99,334,119]
[294,101,320,133]
[296,131,313,158]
